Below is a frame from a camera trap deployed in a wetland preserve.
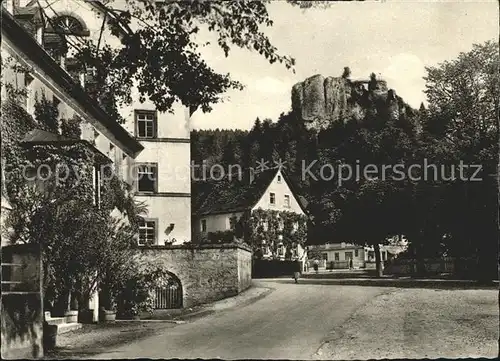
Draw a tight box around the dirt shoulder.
[314,288,499,359]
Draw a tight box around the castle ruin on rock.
[291,73,407,131]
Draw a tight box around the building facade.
[1,2,144,323]
[307,242,407,270]
[194,168,309,267]
[19,0,193,245]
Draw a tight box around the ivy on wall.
[198,208,307,259]
[1,88,145,313]
[248,209,307,257]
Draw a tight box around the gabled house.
[193,168,309,268]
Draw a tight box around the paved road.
[88,280,498,360]
[90,280,390,360]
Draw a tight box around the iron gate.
[153,283,182,309]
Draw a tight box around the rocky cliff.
[291,74,407,131]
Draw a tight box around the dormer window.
[51,15,89,36]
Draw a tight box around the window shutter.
[153,164,158,193]
[153,112,158,138]
[154,220,159,245]
[134,111,139,138]
[129,158,136,191]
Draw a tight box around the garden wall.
[252,259,301,278]
[134,242,252,308]
[1,244,43,359]
[383,257,478,276]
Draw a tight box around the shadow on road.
[46,322,176,359]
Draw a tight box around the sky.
[190,0,498,130]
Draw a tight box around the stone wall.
[133,242,252,308]
[383,257,458,276]
[237,247,252,293]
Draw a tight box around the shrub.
[115,263,175,318]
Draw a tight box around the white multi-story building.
[1,2,145,325]
[18,0,193,245]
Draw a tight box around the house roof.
[21,128,111,164]
[310,243,407,255]
[309,243,365,251]
[13,6,41,17]
[22,128,73,143]
[1,7,143,158]
[193,168,308,217]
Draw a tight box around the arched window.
[51,15,89,36]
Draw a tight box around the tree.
[310,104,419,277]
[221,140,237,168]
[70,1,294,117]
[2,93,144,313]
[422,40,498,280]
[67,1,355,121]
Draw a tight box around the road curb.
[176,308,215,321]
[115,319,186,324]
[284,278,499,289]
[228,287,275,309]
[139,286,275,323]
[189,287,275,316]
